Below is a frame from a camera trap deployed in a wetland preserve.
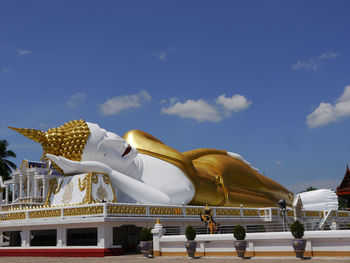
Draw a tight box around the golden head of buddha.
[9,120,138,173]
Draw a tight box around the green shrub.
[233,225,246,240]
[139,227,152,241]
[185,226,196,241]
[290,220,305,239]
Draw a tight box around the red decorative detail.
[0,248,124,257]
[336,164,350,196]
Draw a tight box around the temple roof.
[336,165,350,196]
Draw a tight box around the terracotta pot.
[140,240,153,257]
[234,240,247,259]
[292,239,306,259]
[185,240,197,258]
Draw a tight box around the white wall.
[155,230,350,258]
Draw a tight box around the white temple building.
[0,159,349,257]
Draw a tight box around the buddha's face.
[82,122,138,172]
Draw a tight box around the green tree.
[305,186,318,192]
[0,140,17,181]
[338,196,348,210]
[300,186,318,193]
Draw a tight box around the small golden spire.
[156,218,160,224]
[8,127,44,143]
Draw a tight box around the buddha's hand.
[46,154,83,175]
[46,154,112,175]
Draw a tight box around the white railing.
[0,202,349,228]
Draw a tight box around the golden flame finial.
[8,127,44,143]
[156,218,160,224]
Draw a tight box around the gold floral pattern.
[97,184,107,201]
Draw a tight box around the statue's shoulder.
[123,129,187,163]
[123,130,229,164]
[183,148,227,161]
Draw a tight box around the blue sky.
[1,1,350,192]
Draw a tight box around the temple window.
[66,228,97,246]
[1,231,21,247]
[30,229,57,246]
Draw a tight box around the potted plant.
[185,225,197,258]
[233,225,247,259]
[139,227,153,257]
[290,220,306,259]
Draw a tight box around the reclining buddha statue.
[10,120,294,207]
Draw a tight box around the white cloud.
[216,94,252,113]
[100,90,151,116]
[153,47,175,61]
[67,92,87,107]
[307,102,335,128]
[292,51,338,71]
[162,99,222,122]
[154,51,167,61]
[318,52,338,60]
[1,67,13,74]
[275,160,283,166]
[16,48,32,55]
[162,94,251,122]
[307,86,350,128]
[336,86,350,102]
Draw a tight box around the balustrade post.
[42,179,46,199]
[27,174,31,197]
[33,179,38,198]
[103,203,107,217]
[12,184,16,202]
[19,175,23,199]
[5,185,8,204]
[269,208,272,221]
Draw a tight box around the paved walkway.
[0,255,349,263]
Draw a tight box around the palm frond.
[3,159,17,170]
[5,150,16,158]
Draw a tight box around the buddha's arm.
[46,154,170,204]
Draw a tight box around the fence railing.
[0,202,349,225]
